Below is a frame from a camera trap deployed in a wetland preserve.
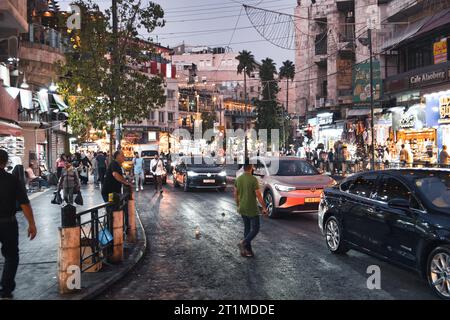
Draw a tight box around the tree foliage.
[255,58,283,145]
[58,0,166,139]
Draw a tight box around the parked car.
[237,157,336,218]
[318,169,450,299]
[173,156,227,192]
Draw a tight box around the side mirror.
[388,198,410,209]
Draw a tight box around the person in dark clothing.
[0,150,37,299]
[96,152,107,186]
[101,150,132,203]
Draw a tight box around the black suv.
[318,169,450,299]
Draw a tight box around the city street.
[99,180,436,300]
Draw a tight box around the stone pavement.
[0,183,146,300]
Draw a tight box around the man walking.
[101,151,133,203]
[96,151,107,186]
[439,145,449,167]
[132,152,144,192]
[150,154,165,194]
[234,161,268,258]
[0,150,37,299]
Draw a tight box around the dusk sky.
[58,0,296,66]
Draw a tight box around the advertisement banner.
[352,60,382,103]
[433,39,448,65]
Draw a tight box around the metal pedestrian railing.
[58,188,136,294]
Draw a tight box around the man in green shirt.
[234,162,268,257]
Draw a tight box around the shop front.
[316,112,344,152]
[424,89,450,151]
[390,103,437,164]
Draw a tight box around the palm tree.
[236,50,256,159]
[279,60,295,151]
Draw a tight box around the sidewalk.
[0,184,146,300]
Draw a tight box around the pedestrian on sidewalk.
[150,154,165,194]
[234,161,268,258]
[96,151,107,186]
[91,152,98,188]
[439,145,449,167]
[133,152,144,192]
[0,150,37,299]
[101,150,133,203]
[56,154,66,180]
[58,161,81,205]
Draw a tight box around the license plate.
[203,179,215,184]
[305,198,320,203]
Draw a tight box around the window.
[149,111,155,120]
[167,90,175,99]
[414,173,450,211]
[348,174,378,198]
[340,178,355,192]
[168,112,174,121]
[159,112,165,123]
[376,176,420,210]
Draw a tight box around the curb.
[68,209,147,300]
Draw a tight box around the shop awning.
[0,121,22,136]
[37,91,49,112]
[382,17,431,51]
[382,8,450,51]
[414,7,450,38]
[19,89,33,110]
[53,94,69,110]
[347,109,371,117]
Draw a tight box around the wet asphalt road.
[98,178,437,300]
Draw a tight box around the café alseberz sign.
[410,70,446,87]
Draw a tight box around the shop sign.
[434,39,448,65]
[317,113,333,126]
[399,114,415,128]
[410,69,446,87]
[439,95,450,124]
[352,60,382,103]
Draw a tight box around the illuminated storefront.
[425,89,450,150]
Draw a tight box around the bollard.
[58,204,80,294]
[127,189,137,243]
[110,208,124,263]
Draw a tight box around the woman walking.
[56,154,67,179]
[58,162,80,205]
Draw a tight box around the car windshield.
[275,160,319,176]
[184,156,217,167]
[414,173,450,211]
[141,150,158,157]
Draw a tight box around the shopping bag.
[74,191,84,206]
[51,191,62,205]
[98,229,113,246]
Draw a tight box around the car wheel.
[324,216,349,254]
[183,175,190,192]
[427,245,450,300]
[264,190,278,219]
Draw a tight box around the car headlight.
[218,171,227,177]
[327,179,337,187]
[274,184,296,192]
[187,171,198,177]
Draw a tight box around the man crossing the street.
[234,160,268,258]
[150,154,165,194]
[0,150,37,299]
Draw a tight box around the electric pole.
[244,68,248,160]
[110,0,119,158]
[368,28,375,170]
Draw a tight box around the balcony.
[18,110,50,126]
[386,0,424,22]
[224,110,256,118]
[315,32,328,56]
[0,0,28,32]
[336,0,354,12]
